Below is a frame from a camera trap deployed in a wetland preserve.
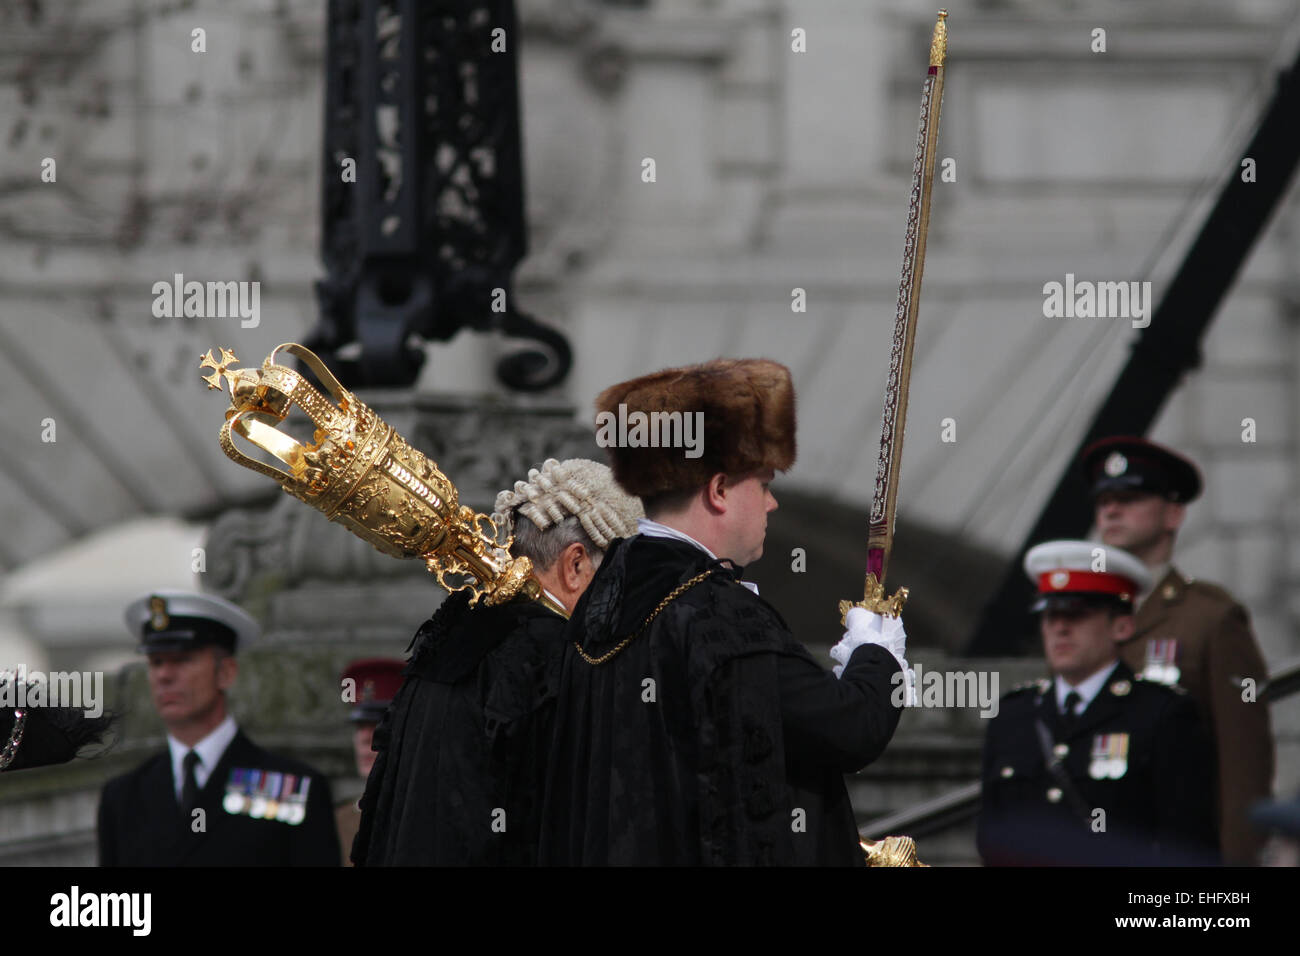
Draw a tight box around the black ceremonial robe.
[538,535,903,866]
[353,591,567,865]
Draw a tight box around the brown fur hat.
[594,358,796,498]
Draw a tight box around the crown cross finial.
[199,347,239,391]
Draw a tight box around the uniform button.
[1053,744,1068,759]
[1000,766,1014,778]
[1161,584,1178,601]
[1046,788,1063,803]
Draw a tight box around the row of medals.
[1143,639,1181,687]
[1088,733,1129,780]
[222,768,311,825]
[1077,641,1179,781]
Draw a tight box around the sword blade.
[842,10,948,622]
[867,10,948,588]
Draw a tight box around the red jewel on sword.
[840,9,948,625]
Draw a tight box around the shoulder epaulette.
[1005,678,1049,698]
[1134,673,1189,694]
[1182,577,1241,607]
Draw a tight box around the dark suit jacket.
[977,661,1218,866]
[98,730,340,866]
[1118,567,1274,864]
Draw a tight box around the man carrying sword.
[538,11,950,866]
[538,359,910,865]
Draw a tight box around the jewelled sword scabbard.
[841,9,948,624]
[199,343,540,608]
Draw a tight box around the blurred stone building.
[1,0,1297,864]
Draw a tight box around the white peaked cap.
[124,590,259,652]
[1023,539,1151,599]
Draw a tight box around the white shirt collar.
[1054,661,1120,716]
[542,587,568,616]
[636,518,759,595]
[167,714,238,799]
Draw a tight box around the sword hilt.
[838,570,909,625]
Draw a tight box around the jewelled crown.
[199,342,538,607]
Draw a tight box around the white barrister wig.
[492,459,644,549]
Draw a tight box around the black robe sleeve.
[776,643,903,772]
[693,642,902,867]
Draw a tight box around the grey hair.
[508,510,604,574]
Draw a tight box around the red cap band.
[1037,570,1135,600]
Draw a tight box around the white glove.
[831,607,915,705]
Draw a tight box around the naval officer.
[98,591,340,866]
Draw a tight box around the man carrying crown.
[538,359,908,866]
[977,540,1218,865]
[352,458,643,865]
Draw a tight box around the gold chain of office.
[573,570,714,665]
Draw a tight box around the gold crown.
[200,343,539,608]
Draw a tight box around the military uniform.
[977,539,1218,866]
[1118,568,1273,864]
[1082,436,1275,864]
[978,664,1218,865]
[335,800,362,867]
[97,590,340,867]
[99,730,340,866]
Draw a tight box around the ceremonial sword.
[840,10,948,624]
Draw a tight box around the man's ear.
[703,473,728,513]
[561,542,590,591]
[216,653,238,692]
[1110,614,1136,644]
[1161,501,1186,534]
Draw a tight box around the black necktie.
[1062,691,1082,726]
[180,750,201,814]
